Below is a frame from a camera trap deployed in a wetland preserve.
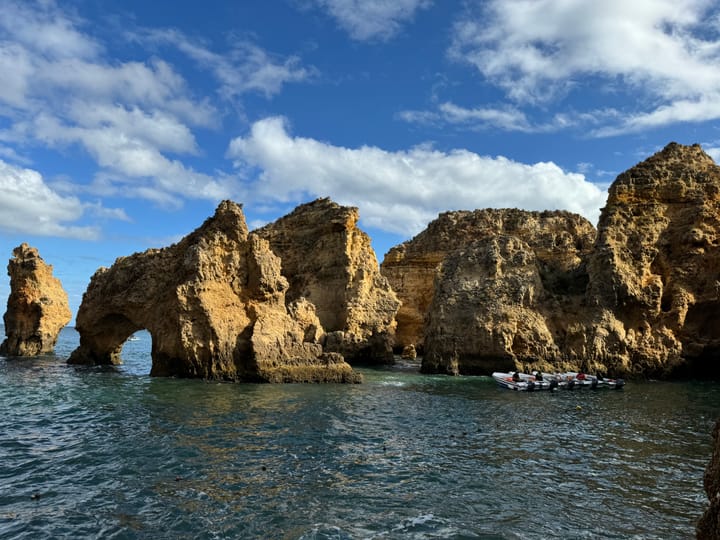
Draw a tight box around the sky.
[2,0,720,321]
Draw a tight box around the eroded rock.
[384,142,720,378]
[582,142,720,377]
[68,201,360,383]
[0,243,71,356]
[255,198,400,364]
[382,209,596,374]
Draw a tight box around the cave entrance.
[119,330,153,376]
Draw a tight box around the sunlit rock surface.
[255,198,400,364]
[384,142,720,378]
[0,243,71,356]
[382,209,594,375]
[68,201,360,383]
[579,142,720,377]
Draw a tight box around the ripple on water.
[1,331,719,538]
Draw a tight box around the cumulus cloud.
[0,160,99,239]
[228,117,607,235]
[309,0,432,41]
[446,0,720,134]
[0,0,315,235]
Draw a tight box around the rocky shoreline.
[4,141,720,534]
[2,142,720,383]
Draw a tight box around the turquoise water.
[1,328,718,539]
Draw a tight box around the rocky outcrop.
[382,209,595,356]
[698,418,720,539]
[384,210,595,375]
[384,142,720,378]
[577,143,720,377]
[255,198,400,364]
[68,201,360,383]
[0,243,71,356]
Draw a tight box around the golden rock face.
[382,208,596,375]
[67,200,361,383]
[255,197,400,365]
[383,143,720,379]
[1,243,72,356]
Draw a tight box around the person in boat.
[576,372,587,381]
[534,371,543,381]
[512,371,521,382]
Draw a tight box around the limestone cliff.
[68,201,360,383]
[255,198,400,364]
[381,209,596,374]
[385,142,720,378]
[579,142,720,377]
[698,419,720,539]
[0,243,71,356]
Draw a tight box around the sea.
[1,326,718,539]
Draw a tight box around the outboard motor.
[567,379,575,390]
[549,379,558,391]
[526,380,536,392]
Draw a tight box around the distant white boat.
[127,336,141,342]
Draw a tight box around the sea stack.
[382,142,720,379]
[381,209,595,375]
[0,243,72,356]
[255,198,400,364]
[68,200,361,383]
[575,142,720,378]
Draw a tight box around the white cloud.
[449,0,720,134]
[228,117,607,235]
[0,160,99,239]
[0,1,100,60]
[400,102,548,132]
[310,0,432,41]
[135,28,315,101]
[0,0,309,227]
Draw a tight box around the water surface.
[1,328,718,538]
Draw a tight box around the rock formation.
[698,418,720,539]
[255,198,400,364]
[0,243,71,356]
[68,201,360,383]
[576,142,720,378]
[381,209,595,375]
[383,142,720,378]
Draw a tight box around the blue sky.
[2,0,720,320]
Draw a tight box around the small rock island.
[0,243,71,356]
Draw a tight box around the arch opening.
[119,330,152,376]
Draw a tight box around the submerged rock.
[0,243,71,356]
[68,201,360,383]
[255,198,400,364]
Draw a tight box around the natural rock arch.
[69,201,360,383]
